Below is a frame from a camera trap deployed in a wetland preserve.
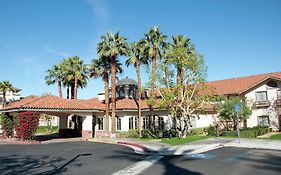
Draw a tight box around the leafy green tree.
[45,64,64,98]
[157,35,209,138]
[89,57,123,133]
[97,32,129,133]
[0,80,14,107]
[143,26,168,128]
[126,41,149,137]
[218,97,252,130]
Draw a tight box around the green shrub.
[222,126,270,138]
[141,129,178,139]
[207,126,217,136]
[2,113,14,138]
[191,128,206,135]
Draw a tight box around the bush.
[1,113,14,138]
[222,126,270,138]
[191,128,206,135]
[14,112,40,141]
[141,129,178,139]
[207,126,217,136]
[119,129,139,138]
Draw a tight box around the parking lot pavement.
[140,147,281,175]
[0,141,148,175]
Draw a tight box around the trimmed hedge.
[191,128,206,135]
[141,129,178,139]
[222,126,270,138]
[120,129,139,138]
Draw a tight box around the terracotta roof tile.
[206,72,281,95]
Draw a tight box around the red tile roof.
[205,72,281,95]
[2,72,280,112]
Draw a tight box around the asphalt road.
[0,141,147,175]
[0,141,281,175]
[140,147,281,175]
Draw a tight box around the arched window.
[267,81,278,88]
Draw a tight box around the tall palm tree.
[168,35,192,100]
[89,57,123,133]
[45,63,64,98]
[126,41,148,137]
[61,56,88,99]
[143,26,167,129]
[97,32,129,133]
[0,80,13,107]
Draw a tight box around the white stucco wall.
[82,115,93,131]
[194,114,216,128]
[244,80,281,130]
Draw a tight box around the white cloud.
[87,0,109,20]
[42,45,71,58]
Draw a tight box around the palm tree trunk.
[104,73,109,133]
[111,57,117,134]
[67,86,70,99]
[71,81,75,99]
[136,61,142,138]
[150,54,156,129]
[2,91,6,107]
[74,77,78,99]
[58,80,62,98]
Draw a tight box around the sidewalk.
[90,137,281,155]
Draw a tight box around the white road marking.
[112,156,163,175]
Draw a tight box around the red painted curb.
[117,141,148,151]
[0,138,41,145]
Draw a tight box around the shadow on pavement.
[0,153,92,175]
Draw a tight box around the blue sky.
[0,0,281,99]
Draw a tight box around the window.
[256,91,268,101]
[142,116,150,129]
[157,117,164,130]
[98,117,104,130]
[258,116,270,126]
[277,90,281,99]
[129,117,137,129]
[117,117,121,130]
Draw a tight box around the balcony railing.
[254,101,270,108]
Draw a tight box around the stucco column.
[82,115,93,140]
[59,116,68,129]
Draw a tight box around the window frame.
[116,116,122,131]
[98,117,104,131]
[257,115,270,126]
[255,91,268,102]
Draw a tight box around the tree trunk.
[136,61,142,138]
[2,91,6,107]
[74,77,78,99]
[111,57,117,134]
[104,72,109,133]
[71,81,75,99]
[67,86,70,99]
[150,54,157,129]
[58,80,62,98]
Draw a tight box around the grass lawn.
[161,135,213,145]
[36,126,59,134]
[270,134,281,140]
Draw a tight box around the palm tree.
[168,35,192,101]
[61,57,88,99]
[126,41,148,137]
[0,80,13,107]
[45,63,64,98]
[143,26,167,129]
[97,32,129,133]
[89,57,123,133]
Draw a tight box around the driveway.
[0,141,147,175]
[0,141,281,175]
